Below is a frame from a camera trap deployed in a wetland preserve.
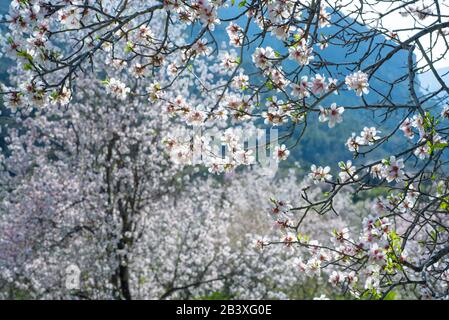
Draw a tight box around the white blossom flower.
[332,227,350,244]
[311,74,327,95]
[220,52,238,70]
[58,6,81,28]
[306,258,322,276]
[131,63,146,78]
[345,71,369,96]
[3,92,24,112]
[398,196,415,213]
[346,133,360,152]
[414,144,430,160]
[290,76,310,98]
[364,276,380,290]
[147,82,163,102]
[235,149,255,165]
[105,78,130,100]
[318,103,344,128]
[226,23,243,47]
[412,115,425,137]
[185,109,206,126]
[327,77,338,94]
[400,118,415,139]
[359,127,381,145]
[262,107,287,126]
[318,6,331,27]
[191,39,211,56]
[345,271,358,286]
[441,105,449,119]
[252,47,275,69]
[288,39,314,66]
[231,72,249,90]
[329,271,343,286]
[369,243,386,263]
[338,160,358,182]
[271,25,290,40]
[370,164,384,179]
[136,25,154,40]
[50,87,71,105]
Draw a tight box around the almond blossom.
[345,71,370,96]
[309,165,332,183]
[252,47,276,69]
[318,103,345,128]
[382,156,405,183]
[273,144,290,162]
[288,39,314,66]
[338,160,358,182]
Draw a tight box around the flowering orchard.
[1,0,449,299]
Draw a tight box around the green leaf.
[430,230,438,242]
[434,142,448,150]
[23,63,33,71]
[238,0,246,8]
[16,50,33,61]
[439,196,449,211]
[266,81,273,90]
[124,41,134,53]
[50,91,60,99]
[383,291,397,300]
